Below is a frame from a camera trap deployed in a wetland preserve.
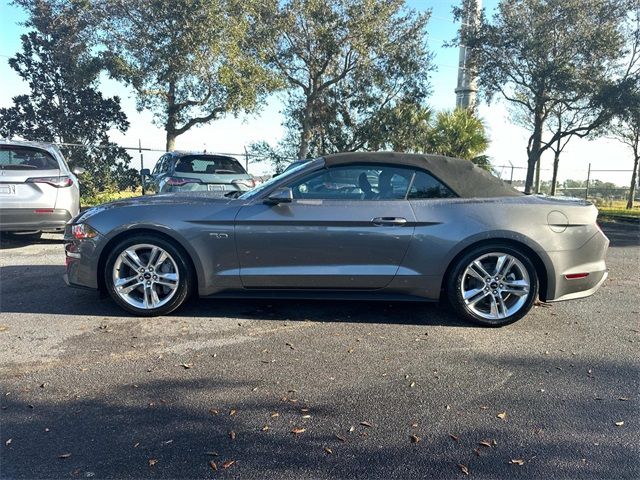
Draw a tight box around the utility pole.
[455,0,481,110]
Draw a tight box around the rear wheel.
[104,235,193,316]
[446,245,538,327]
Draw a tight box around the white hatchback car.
[0,139,82,237]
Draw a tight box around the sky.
[0,0,634,185]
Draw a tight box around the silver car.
[64,152,609,327]
[0,139,81,237]
[141,151,255,194]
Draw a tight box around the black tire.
[104,234,194,316]
[446,244,538,327]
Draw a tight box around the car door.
[234,163,417,289]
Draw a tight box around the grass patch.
[81,189,142,207]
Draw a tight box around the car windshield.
[175,155,246,174]
[0,146,59,170]
[238,160,315,200]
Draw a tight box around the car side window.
[408,170,456,199]
[152,155,166,176]
[288,164,412,200]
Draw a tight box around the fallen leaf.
[458,463,470,475]
[349,426,355,433]
[618,397,630,401]
[510,459,525,465]
[58,453,72,459]
[222,460,235,469]
[229,431,236,440]
[615,421,624,427]
[410,382,416,388]
[261,425,270,432]
[492,439,498,446]
[359,421,373,428]
[229,409,237,416]
[479,440,492,448]
[335,434,346,442]
[291,427,306,435]
[300,408,310,413]
[148,459,158,466]
[133,442,140,448]
[474,448,481,456]
[449,433,459,442]
[270,411,279,418]
[209,408,219,415]
[411,422,418,428]
[323,447,333,455]
[5,438,12,446]
[497,412,507,420]
[205,451,219,456]
[161,439,173,445]
[410,434,420,444]
[181,363,194,369]
[209,461,217,471]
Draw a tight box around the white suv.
[0,139,82,237]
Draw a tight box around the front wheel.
[104,235,193,316]
[446,245,538,327]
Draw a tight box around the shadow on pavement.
[1,355,637,479]
[600,221,640,248]
[0,263,467,327]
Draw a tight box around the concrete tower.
[455,0,481,110]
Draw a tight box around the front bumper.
[0,208,72,232]
[63,224,101,290]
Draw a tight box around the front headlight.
[71,223,99,239]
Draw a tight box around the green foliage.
[428,109,489,162]
[255,0,433,159]
[0,0,136,198]
[251,107,492,171]
[459,0,637,193]
[98,0,281,150]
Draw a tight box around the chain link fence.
[52,141,639,210]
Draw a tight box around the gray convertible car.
[64,152,609,326]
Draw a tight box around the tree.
[427,109,489,162]
[98,0,281,151]
[250,106,492,172]
[609,92,640,209]
[0,0,134,197]
[460,0,637,194]
[256,0,432,159]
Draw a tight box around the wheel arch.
[97,226,201,295]
[440,237,552,302]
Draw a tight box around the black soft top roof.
[322,152,522,198]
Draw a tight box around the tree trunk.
[534,157,541,194]
[297,98,313,159]
[525,106,544,194]
[166,132,176,152]
[627,153,639,210]
[165,80,178,152]
[550,151,560,196]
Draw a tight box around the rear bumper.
[0,208,72,232]
[545,229,610,302]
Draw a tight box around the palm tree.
[428,108,489,164]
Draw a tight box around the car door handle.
[372,217,408,226]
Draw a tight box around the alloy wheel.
[460,252,530,320]
[111,243,180,310]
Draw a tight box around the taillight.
[166,177,202,186]
[72,223,99,239]
[232,178,256,189]
[26,175,73,188]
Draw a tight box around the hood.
[74,192,235,224]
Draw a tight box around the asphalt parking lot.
[0,222,638,479]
